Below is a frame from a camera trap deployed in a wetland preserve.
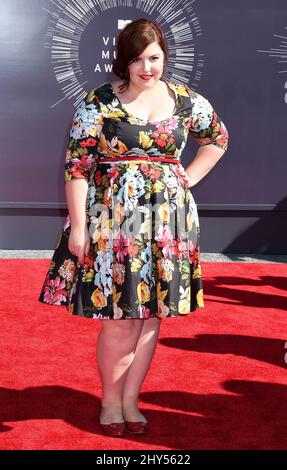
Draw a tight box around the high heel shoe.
[100,421,126,437]
[125,420,148,434]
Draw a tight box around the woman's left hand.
[182,170,194,188]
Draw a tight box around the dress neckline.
[107,80,179,124]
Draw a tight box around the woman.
[38,18,229,437]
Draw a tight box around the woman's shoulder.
[168,80,203,101]
[83,81,113,107]
[175,81,214,107]
[167,80,214,118]
[89,81,111,95]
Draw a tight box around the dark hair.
[112,18,168,93]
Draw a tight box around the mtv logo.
[118,19,132,30]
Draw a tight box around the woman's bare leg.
[122,317,162,422]
[96,318,144,424]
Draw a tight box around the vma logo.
[42,0,205,108]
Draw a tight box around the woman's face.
[127,41,165,88]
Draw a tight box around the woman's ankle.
[101,399,122,409]
[122,396,138,407]
[100,401,124,424]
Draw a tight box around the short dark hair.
[112,18,168,93]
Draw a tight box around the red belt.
[96,156,180,164]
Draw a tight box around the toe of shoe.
[100,422,126,436]
[125,421,148,434]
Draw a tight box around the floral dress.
[38,80,229,319]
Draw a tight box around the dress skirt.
[38,160,204,319]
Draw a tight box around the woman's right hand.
[68,225,91,266]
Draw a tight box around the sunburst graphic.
[257,27,287,104]
[42,0,205,109]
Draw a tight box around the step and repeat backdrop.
[0,0,286,251]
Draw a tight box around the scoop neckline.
[107,79,179,124]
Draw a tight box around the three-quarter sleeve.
[184,85,229,152]
[64,90,104,183]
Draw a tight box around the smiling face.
[127,41,165,89]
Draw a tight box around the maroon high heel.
[100,421,126,437]
[125,420,148,434]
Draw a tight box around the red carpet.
[0,260,286,450]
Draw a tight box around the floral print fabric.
[38,80,229,319]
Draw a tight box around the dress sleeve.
[184,85,229,152]
[64,89,104,183]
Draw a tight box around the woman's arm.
[183,85,229,187]
[65,178,89,229]
[185,144,226,188]
[64,89,103,229]
[63,89,103,262]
